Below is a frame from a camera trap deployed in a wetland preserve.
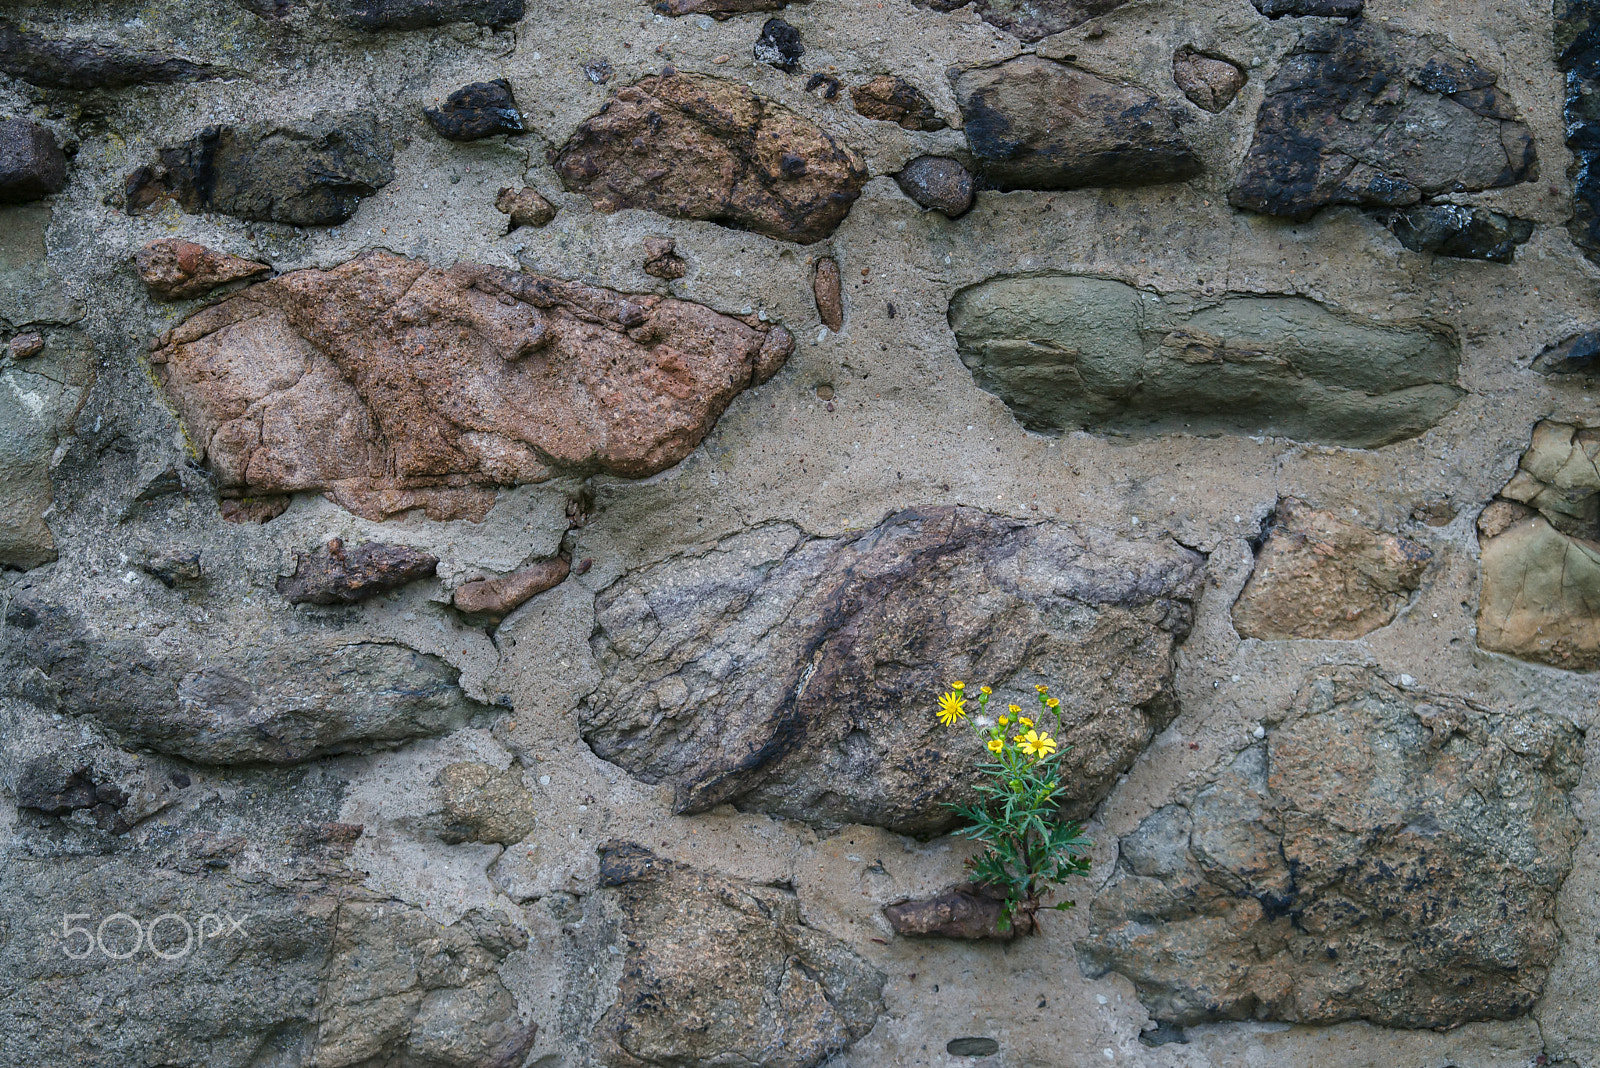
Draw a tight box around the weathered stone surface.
[555,73,868,244]
[1477,420,1600,668]
[595,842,884,1068]
[424,79,526,141]
[136,239,270,301]
[885,884,1015,941]
[124,112,394,227]
[434,761,538,844]
[1231,23,1537,220]
[814,255,843,330]
[1382,204,1535,263]
[453,557,570,615]
[1534,328,1600,374]
[3,598,489,764]
[580,507,1203,833]
[950,275,1462,448]
[142,548,203,587]
[6,331,44,359]
[331,0,525,31]
[915,0,1128,43]
[1233,497,1431,640]
[1081,668,1584,1029]
[0,19,224,89]
[1172,48,1246,113]
[495,185,556,229]
[0,118,66,204]
[955,56,1201,192]
[1,332,88,569]
[755,17,805,73]
[851,74,945,130]
[896,155,974,216]
[641,235,686,278]
[149,250,793,522]
[1253,0,1362,15]
[277,539,439,605]
[654,0,794,15]
[1558,2,1600,261]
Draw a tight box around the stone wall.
[1,1,1598,1066]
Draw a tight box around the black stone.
[754,18,804,73]
[332,0,524,31]
[424,79,526,141]
[947,1037,1001,1057]
[598,841,671,886]
[0,19,225,89]
[1559,2,1600,262]
[0,119,66,204]
[143,549,203,588]
[124,112,394,226]
[1138,1023,1189,1047]
[1252,0,1362,15]
[15,759,98,816]
[1533,329,1600,375]
[1382,204,1535,263]
[896,155,974,217]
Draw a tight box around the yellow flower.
[1008,704,1021,713]
[1035,684,1049,693]
[1046,697,1060,709]
[980,686,991,695]
[951,680,965,690]
[987,738,1004,753]
[997,716,1009,727]
[1017,730,1058,758]
[1019,717,1034,728]
[936,692,968,725]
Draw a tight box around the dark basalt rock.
[331,0,525,31]
[654,0,795,16]
[955,55,1200,192]
[1534,328,1600,374]
[1230,23,1537,220]
[1558,1,1600,261]
[123,112,394,227]
[896,155,974,217]
[754,17,804,73]
[0,20,224,89]
[1252,0,1362,15]
[423,79,526,141]
[278,539,439,606]
[555,72,867,243]
[1080,668,1584,1029]
[914,0,1129,44]
[851,74,945,130]
[580,506,1203,834]
[0,119,67,203]
[1381,203,1535,262]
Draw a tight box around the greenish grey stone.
[949,276,1463,448]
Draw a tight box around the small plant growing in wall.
[935,681,1094,933]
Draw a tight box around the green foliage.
[935,682,1094,933]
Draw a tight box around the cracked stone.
[136,239,271,301]
[642,236,687,279]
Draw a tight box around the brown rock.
[219,495,291,524]
[0,118,67,203]
[555,72,868,244]
[6,331,44,359]
[652,0,793,17]
[276,539,438,606]
[813,256,843,331]
[452,557,570,616]
[850,75,945,131]
[884,884,1016,941]
[642,236,686,279]
[435,761,537,844]
[895,155,974,217]
[495,186,556,229]
[136,239,270,301]
[1477,498,1533,540]
[1172,48,1245,113]
[1232,498,1432,640]
[149,250,794,522]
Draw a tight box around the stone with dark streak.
[0,19,224,89]
[851,75,945,130]
[277,539,439,606]
[653,0,794,16]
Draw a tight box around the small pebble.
[713,53,730,64]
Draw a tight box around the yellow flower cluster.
[934,678,1064,766]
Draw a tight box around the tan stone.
[435,761,537,844]
[494,186,555,230]
[813,255,842,331]
[452,557,569,616]
[1232,498,1432,640]
[135,239,270,300]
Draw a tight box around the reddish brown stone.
[495,187,556,229]
[850,75,945,131]
[814,256,843,331]
[555,73,867,244]
[885,885,1017,941]
[642,236,686,279]
[136,239,270,300]
[453,557,570,616]
[277,539,438,605]
[148,250,793,522]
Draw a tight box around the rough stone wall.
[1,1,1598,1067]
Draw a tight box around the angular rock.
[1558,3,1600,261]
[1233,498,1431,640]
[424,79,526,141]
[0,118,66,204]
[1477,420,1600,668]
[1081,668,1584,1029]
[6,331,44,359]
[1230,23,1537,220]
[142,548,203,587]
[150,250,792,522]
[914,0,1128,44]
[330,0,525,31]
[813,255,843,331]
[884,884,1016,941]
[1382,204,1534,263]
[1533,328,1600,375]
[950,275,1462,448]
[495,185,556,229]
[555,72,868,244]
[653,0,794,16]
[754,18,804,73]
[851,74,945,130]
[580,507,1203,833]
[434,761,537,844]
[0,19,224,89]
[136,239,271,301]
[595,842,884,1068]
[124,112,394,227]
[1172,48,1245,113]
[277,539,439,606]
[453,557,569,616]
[1252,0,1362,15]
[955,56,1201,191]
[896,155,974,217]
[642,235,686,279]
